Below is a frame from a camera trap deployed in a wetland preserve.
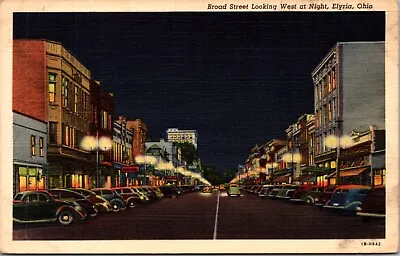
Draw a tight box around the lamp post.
[135,155,157,185]
[283,152,301,184]
[81,133,112,188]
[325,134,353,185]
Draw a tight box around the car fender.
[56,204,79,216]
[345,200,363,210]
[110,198,126,208]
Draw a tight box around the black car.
[48,189,99,217]
[159,186,179,198]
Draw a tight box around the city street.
[13,190,384,240]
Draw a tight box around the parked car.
[67,188,113,212]
[129,187,150,202]
[259,185,275,199]
[289,185,324,203]
[268,185,284,198]
[227,184,241,197]
[47,188,98,217]
[13,191,86,226]
[150,186,165,200]
[159,185,180,198]
[91,188,127,212]
[276,185,296,199]
[313,185,338,206]
[323,185,371,213]
[113,187,144,208]
[357,185,385,221]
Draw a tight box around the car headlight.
[356,206,362,212]
[140,196,145,200]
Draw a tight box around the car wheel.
[57,210,74,226]
[171,193,177,199]
[306,197,314,204]
[128,199,136,209]
[111,203,120,212]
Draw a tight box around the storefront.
[121,166,139,186]
[15,164,45,193]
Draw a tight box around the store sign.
[122,166,139,173]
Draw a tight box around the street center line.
[213,191,220,240]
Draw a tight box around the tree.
[176,142,199,165]
[220,168,238,183]
[202,165,219,185]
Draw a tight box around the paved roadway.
[13,189,385,240]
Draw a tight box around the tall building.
[312,41,385,184]
[14,39,94,189]
[166,128,198,149]
[127,119,147,157]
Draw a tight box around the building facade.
[166,128,198,149]
[312,41,385,184]
[13,39,94,189]
[12,112,48,195]
[127,119,147,157]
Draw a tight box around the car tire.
[111,203,120,212]
[128,199,136,209]
[306,197,314,204]
[171,193,177,199]
[57,210,74,226]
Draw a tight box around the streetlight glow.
[98,137,112,150]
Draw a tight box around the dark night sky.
[13,12,385,172]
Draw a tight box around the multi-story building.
[113,116,134,187]
[127,119,147,157]
[312,41,385,184]
[90,80,114,188]
[12,112,48,195]
[166,128,198,149]
[13,39,94,189]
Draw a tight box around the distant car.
[259,185,274,199]
[159,185,179,198]
[276,185,298,199]
[113,187,144,208]
[67,188,113,212]
[268,185,284,199]
[91,188,127,212]
[323,185,371,213]
[227,184,241,197]
[202,186,212,193]
[47,188,99,217]
[13,191,86,226]
[357,185,385,221]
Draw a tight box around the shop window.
[48,73,56,103]
[31,135,36,156]
[39,137,44,157]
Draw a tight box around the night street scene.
[10,11,389,243]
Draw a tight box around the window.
[61,77,68,107]
[332,69,336,90]
[31,135,36,156]
[39,137,44,157]
[327,74,331,92]
[102,111,108,129]
[38,193,49,202]
[74,86,78,113]
[49,122,57,144]
[332,100,336,120]
[328,103,332,121]
[48,73,56,103]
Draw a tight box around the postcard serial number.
[361,242,381,246]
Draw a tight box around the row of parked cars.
[13,184,199,226]
[243,183,385,221]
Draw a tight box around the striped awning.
[327,168,367,178]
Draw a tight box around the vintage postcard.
[0,0,398,254]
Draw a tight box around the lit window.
[74,86,78,113]
[332,69,336,90]
[39,137,44,157]
[328,103,332,121]
[65,125,69,146]
[48,73,56,103]
[31,135,36,156]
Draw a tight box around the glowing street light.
[325,134,354,184]
[135,155,158,185]
[282,152,301,183]
[80,134,112,188]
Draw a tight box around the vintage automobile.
[289,185,324,203]
[91,188,127,212]
[313,185,338,206]
[202,186,212,193]
[159,185,180,198]
[113,187,144,208]
[275,185,295,199]
[227,184,241,197]
[323,185,371,213]
[356,185,385,221]
[258,185,275,199]
[13,191,86,226]
[67,188,113,213]
[47,188,99,217]
[268,185,284,199]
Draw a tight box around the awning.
[294,175,316,183]
[326,168,367,178]
[273,174,291,183]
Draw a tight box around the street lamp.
[283,152,301,183]
[80,133,112,188]
[325,134,353,185]
[135,155,157,185]
[266,162,278,183]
